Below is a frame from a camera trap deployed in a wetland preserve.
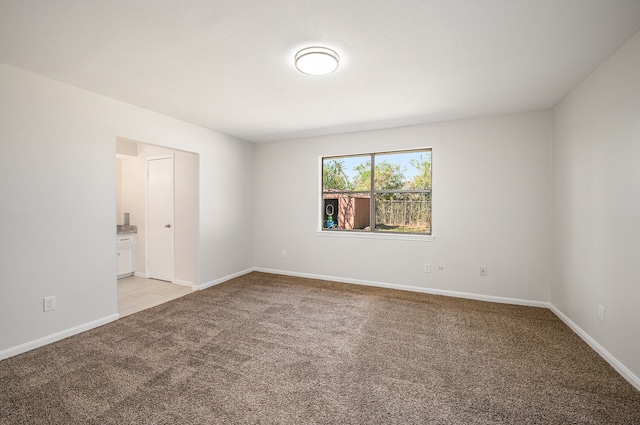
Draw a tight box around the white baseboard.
[0,313,119,361]
[172,278,195,289]
[0,269,250,359]
[254,267,640,391]
[549,304,640,392]
[252,267,549,308]
[5,269,637,393]
[134,273,194,289]
[193,268,254,291]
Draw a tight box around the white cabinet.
[117,234,136,278]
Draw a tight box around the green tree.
[408,153,432,189]
[375,161,405,191]
[353,160,405,192]
[322,159,352,190]
[352,160,372,191]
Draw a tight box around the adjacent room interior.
[1,1,639,422]
[115,138,198,315]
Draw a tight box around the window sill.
[316,230,434,242]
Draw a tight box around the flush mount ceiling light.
[294,46,340,76]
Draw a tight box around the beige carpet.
[2,272,639,424]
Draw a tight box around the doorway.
[115,137,199,292]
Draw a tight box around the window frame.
[320,148,432,237]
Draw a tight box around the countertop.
[117,225,138,234]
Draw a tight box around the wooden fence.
[376,199,431,227]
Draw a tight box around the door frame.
[145,154,175,281]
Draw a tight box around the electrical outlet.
[424,263,431,273]
[281,250,287,259]
[598,305,605,323]
[480,266,488,277]
[43,296,56,312]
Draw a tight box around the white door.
[147,156,174,281]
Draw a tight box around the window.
[321,149,432,235]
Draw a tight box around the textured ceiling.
[1,0,640,142]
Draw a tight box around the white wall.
[552,31,640,382]
[254,111,552,303]
[0,63,253,355]
[116,157,125,223]
[116,154,138,226]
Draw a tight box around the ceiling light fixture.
[294,46,340,76]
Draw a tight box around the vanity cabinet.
[117,234,136,278]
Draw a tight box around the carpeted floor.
[1,272,639,424]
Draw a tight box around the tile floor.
[117,275,193,317]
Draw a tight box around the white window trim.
[316,229,434,242]
[318,149,433,239]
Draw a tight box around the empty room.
[1,1,639,423]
